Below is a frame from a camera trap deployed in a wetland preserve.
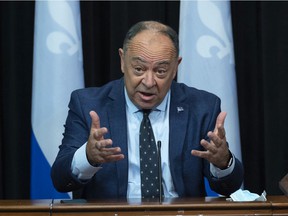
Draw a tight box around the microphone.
[157,141,162,203]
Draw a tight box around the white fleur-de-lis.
[196,0,233,62]
[46,0,82,59]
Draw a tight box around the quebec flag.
[178,0,242,195]
[31,0,84,199]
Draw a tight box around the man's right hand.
[86,111,124,166]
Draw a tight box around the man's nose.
[142,71,156,88]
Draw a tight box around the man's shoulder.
[172,81,219,101]
[72,79,123,99]
[171,82,221,116]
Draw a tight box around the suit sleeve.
[205,97,244,196]
[51,90,92,192]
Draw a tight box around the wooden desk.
[0,196,287,216]
[269,196,288,216]
[0,199,51,216]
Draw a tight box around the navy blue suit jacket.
[51,78,243,199]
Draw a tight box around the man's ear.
[119,48,125,74]
[178,56,182,66]
[173,56,183,79]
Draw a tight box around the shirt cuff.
[71,142,102,180]
[210,154,235,178]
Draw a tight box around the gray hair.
[122,21,179,56]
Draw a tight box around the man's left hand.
[191,111,231,169]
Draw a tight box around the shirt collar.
[124,87,170,114]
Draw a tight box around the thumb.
[89,110,100,129]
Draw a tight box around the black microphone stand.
[157,141,162,204]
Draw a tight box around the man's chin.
[135,101,156,110]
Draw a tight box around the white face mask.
[228,189,267,202]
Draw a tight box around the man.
[51,20,243,199]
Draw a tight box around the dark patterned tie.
[139,110,160,199]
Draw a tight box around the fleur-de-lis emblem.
[196,0,233,63]
[46,0,82,60]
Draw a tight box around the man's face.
[119,30,182,110]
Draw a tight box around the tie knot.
[142,109,151,117]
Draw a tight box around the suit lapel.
[169,82,189,195]
[106,79,128,197]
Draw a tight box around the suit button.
[66,182,73,188]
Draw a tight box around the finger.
[214,111,227,132]
[99,147,122,156]
[207,131,223,148]
[90,111,100,129]
[104,154,125,163]
[96,148,124,163]
[89,111,108,140]
[217,125,226,139]
[95,139,113,149]
[90,127,108,141]
[191,149,209,160]
[200,138,217,153]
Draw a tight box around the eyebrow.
[131,56,147,63]
[131,57,171,66]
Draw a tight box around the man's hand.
[191,111,231,169]
[86,111,124,166]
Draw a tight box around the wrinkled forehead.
[125,31,177,61]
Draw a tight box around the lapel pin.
[177,107,184,113]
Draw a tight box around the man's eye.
[156,69,167,77]
[158,70,166,74]
[135,67,142,72]
[134,66,146,74]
